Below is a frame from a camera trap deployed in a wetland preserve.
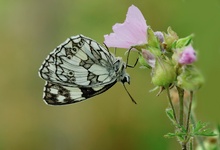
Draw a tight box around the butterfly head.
[114,58,136,104]
[121,74,130,84]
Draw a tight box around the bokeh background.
[1,0,220,149]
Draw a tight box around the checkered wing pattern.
[39,35,130,105]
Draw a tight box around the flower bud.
[177,65,204,91]
[172,45,197,65]
[178,45,197,65]
[139,49,155,68]
[163,27,179,51]
[152,58,176,87]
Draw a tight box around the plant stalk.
[186,91,193,132]
[166,87,177,123]
[182,91,194,150]
[176,86,184,126]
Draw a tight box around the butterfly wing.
[43,81,117,105]
[39,35,123,105]
[39,35,117,87]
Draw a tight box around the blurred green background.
[1,0,220,149]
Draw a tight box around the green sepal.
[174,34,194,49]
[147,27,162,56]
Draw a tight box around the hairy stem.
[177,87,187,150]
[183,91,194,150]
[186,91,193,132]
[176,86,184,126]
[166,87,177,123]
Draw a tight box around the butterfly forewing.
[39,34,130,105]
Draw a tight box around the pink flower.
[104,5,148,49]
[178,45,197,65]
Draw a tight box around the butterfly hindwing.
[43,81,117,105]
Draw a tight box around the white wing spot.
[50,88,58,94]
[92,86,104,91]
[88,64,108,75]
[57,95,66,102]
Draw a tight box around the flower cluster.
[104,5,204,91]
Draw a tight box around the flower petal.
[104,5,148,48]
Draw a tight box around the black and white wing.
[39,35,117,87]
[39,35,124,105]
[43,81,116,105]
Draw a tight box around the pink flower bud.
[178,45,197,65]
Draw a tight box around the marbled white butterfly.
[39,35,136,105]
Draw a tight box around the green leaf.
[193,121,218,137]
[164,132,176,138]
[166,108,175,122]
[164,131,186,141]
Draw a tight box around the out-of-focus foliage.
[0,0,219,149]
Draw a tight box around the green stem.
[166,87,177,123]
[186,91,193,132]
[190,138,193,150]
[183,91,194,150]
[176,86,184,126]
[177,87,187,150]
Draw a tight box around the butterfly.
[38,34,136,105]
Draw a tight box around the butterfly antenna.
[123,84,137,104]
